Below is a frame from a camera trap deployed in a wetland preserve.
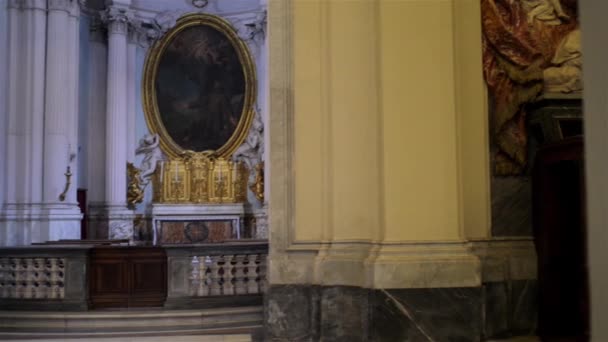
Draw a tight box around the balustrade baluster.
[223,255,235,295]
[259,254,267,293]
[233,255,247,295]
[23,258,34,299]
[0,258,7,298]
[246,254,259,294]
[190,256,199,296]
[209,256,222,296]
[199,256,211,296]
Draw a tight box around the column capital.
[100,6,134,35]
[69,0,85,18]
[127,19,143,45]
[48,0,83,14]
[89,15,107,43]
[7,0,24,10]
[21,0,47,11]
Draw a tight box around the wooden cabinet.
[89,247,167,309]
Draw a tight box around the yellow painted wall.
[291,0,489,243]
[293,0,324,242]
[379,0,460,241]
[453,0,491,239]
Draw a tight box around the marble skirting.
[265,283,537,341]
[491,176,533,237]
[484,280,538,339]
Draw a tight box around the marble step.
[0,335,253,342]
[0,306,263,339]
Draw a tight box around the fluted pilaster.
[87,17,108,205]
[86,16,108,239]
[1,0,48,246]
[101,5,134,240]
[126,21,141,164]
[39,0,83,241]
[67,0,81,205]
[43,0,72,201]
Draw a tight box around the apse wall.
[72,0,269,240]
[130,0,269,220]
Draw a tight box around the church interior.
[0,0,607,341]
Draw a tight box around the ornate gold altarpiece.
[139,13,258,244]
[152,155,248,204]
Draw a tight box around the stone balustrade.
[165,240,269,309]
[0,241,269,310]
[0,257,66,299]
[0,245,91,310]
[190,253,267,297]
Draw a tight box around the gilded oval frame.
[142,13,257,159]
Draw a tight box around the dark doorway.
[533,136,589,341]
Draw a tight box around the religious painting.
[143,13,256,158]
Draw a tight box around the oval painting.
[143,13,256,158]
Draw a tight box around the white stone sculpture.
[135,133,164,187]
[521,0,569,25]
[232,11,267,45]
[109,221,134,240]
[233,110,264,175]
[543,29,582,94]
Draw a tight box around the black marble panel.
[483,280,538,339]
[320,286,369,342]
[491,176,533,236]
[265,285,320,342]
[265,284,534,341]
[483,282,509,338]
[370,288,483,342]
[510,280,538,335]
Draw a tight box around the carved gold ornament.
[127,162,144,209]
[152,155,248,204]
[250,161,264,202]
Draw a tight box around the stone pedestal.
[106,207,135,241]
[1,206,80,245]
[151,204,246,245]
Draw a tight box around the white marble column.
[0,1,9,218]
[40,0,83,241]
[67,1,81,205]
[102,5,134,240]
[126,21,140,164]
[86,17,109,238]
[0,0,48,246]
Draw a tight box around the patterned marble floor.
[0,335,251,342]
